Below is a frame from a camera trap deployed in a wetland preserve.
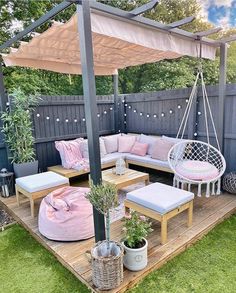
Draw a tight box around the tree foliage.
[0,0,236,96]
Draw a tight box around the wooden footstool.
[15,171,69,217]
[125,182,194,244]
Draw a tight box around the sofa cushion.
[16,171,69,193]
[103,134,121,154]
[127,182,194,214]
[118,135,136,153]
[176,160,219,181]
[126,154,170,170]
[101,152,127,165]
[138,134,158,155]
[81,138,107,158]
[151,138,175,161]
[131,141,148,156]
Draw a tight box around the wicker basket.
[223,172,236,194]
[90,240,124,290]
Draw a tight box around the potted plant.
[86,181,124,290]
[1,88,39,178]
[122,211,153,271]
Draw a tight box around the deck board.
[1,191,236,293]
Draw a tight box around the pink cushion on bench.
[130,141,148,156]
[118,135,136,153]
[38,186,94,241]
[176,160,219,181]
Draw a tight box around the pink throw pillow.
[131,142,148,156]
[118,136,136,153]
[151,138,174,161]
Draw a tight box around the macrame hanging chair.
[168,45,226,197]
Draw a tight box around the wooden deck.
[1,192,236,292]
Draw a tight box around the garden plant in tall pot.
[123,211,153,271]
[86,181,124,291]
[1,88,39,178]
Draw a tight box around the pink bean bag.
[38,186,94,241]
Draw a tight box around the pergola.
[0,0,235,241]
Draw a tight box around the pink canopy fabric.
[2,12,216,75]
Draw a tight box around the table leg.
[16,185,20,207]
[187,201,193,227]
[30,198,35,218]
[161,215,167,244]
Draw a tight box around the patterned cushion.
[103,134,121,154]
[176,160,219,181]
[118,135,136,153]
[138,134,158,155]
[151,138,175,161]
[130,141,148,156]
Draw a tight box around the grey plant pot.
[13,160,39,178]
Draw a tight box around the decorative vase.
[115,158,126,175]
[90,240,124,290]
[123,238,148,271]
[13,160,39,178]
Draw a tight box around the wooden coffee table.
[102,168,149,191]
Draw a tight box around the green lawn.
[0,215,236,293]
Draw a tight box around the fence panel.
[33,95,115,171]
[124,84,236,172]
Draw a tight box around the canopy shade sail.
[2,11,217,76]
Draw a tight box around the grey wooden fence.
[33,95,115,171]
[123,84,236,172]
[1,85,236,172]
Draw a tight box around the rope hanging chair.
[168,44,226,197]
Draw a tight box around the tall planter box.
[13,160,38,178]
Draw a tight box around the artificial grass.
[0,215,236,293]
[0,225,89,293]
[130,214,236,293]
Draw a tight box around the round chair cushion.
[176,160,219,181]
[38,186,94,241]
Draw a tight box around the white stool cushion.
[16,171,69,193]
[127,182,194,214]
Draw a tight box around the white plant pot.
[123,238,148,271]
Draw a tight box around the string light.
[186,99,189,103]
[140,112,143,116]
[104,110,107,114]
[177,105,182,109]
[46,116,50,120]
[82,118,86,122]
[36,113,40,117]
[97,114,100,117]
[125,103,128,107]
[169,110,173,114]
[56,118,60,122]
[6,102,9,106]
[110,107,113,111]
[198,111,201,115]
[124,113,127,117]
[146,114,150,118]
[128,105,131,109]
[65,119,69,123]
[74,119,77,123]
[194,132,198,137]
[161,113,165,117]
[153,114,157,118]
[133,109,137,113]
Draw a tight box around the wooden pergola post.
[218,43,227,154]
[77,1,105,242]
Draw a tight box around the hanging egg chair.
[168,47,226,197]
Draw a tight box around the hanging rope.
[176,38,221,151]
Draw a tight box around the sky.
[199,0,236,28]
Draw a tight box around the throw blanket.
[55,138,89,171]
